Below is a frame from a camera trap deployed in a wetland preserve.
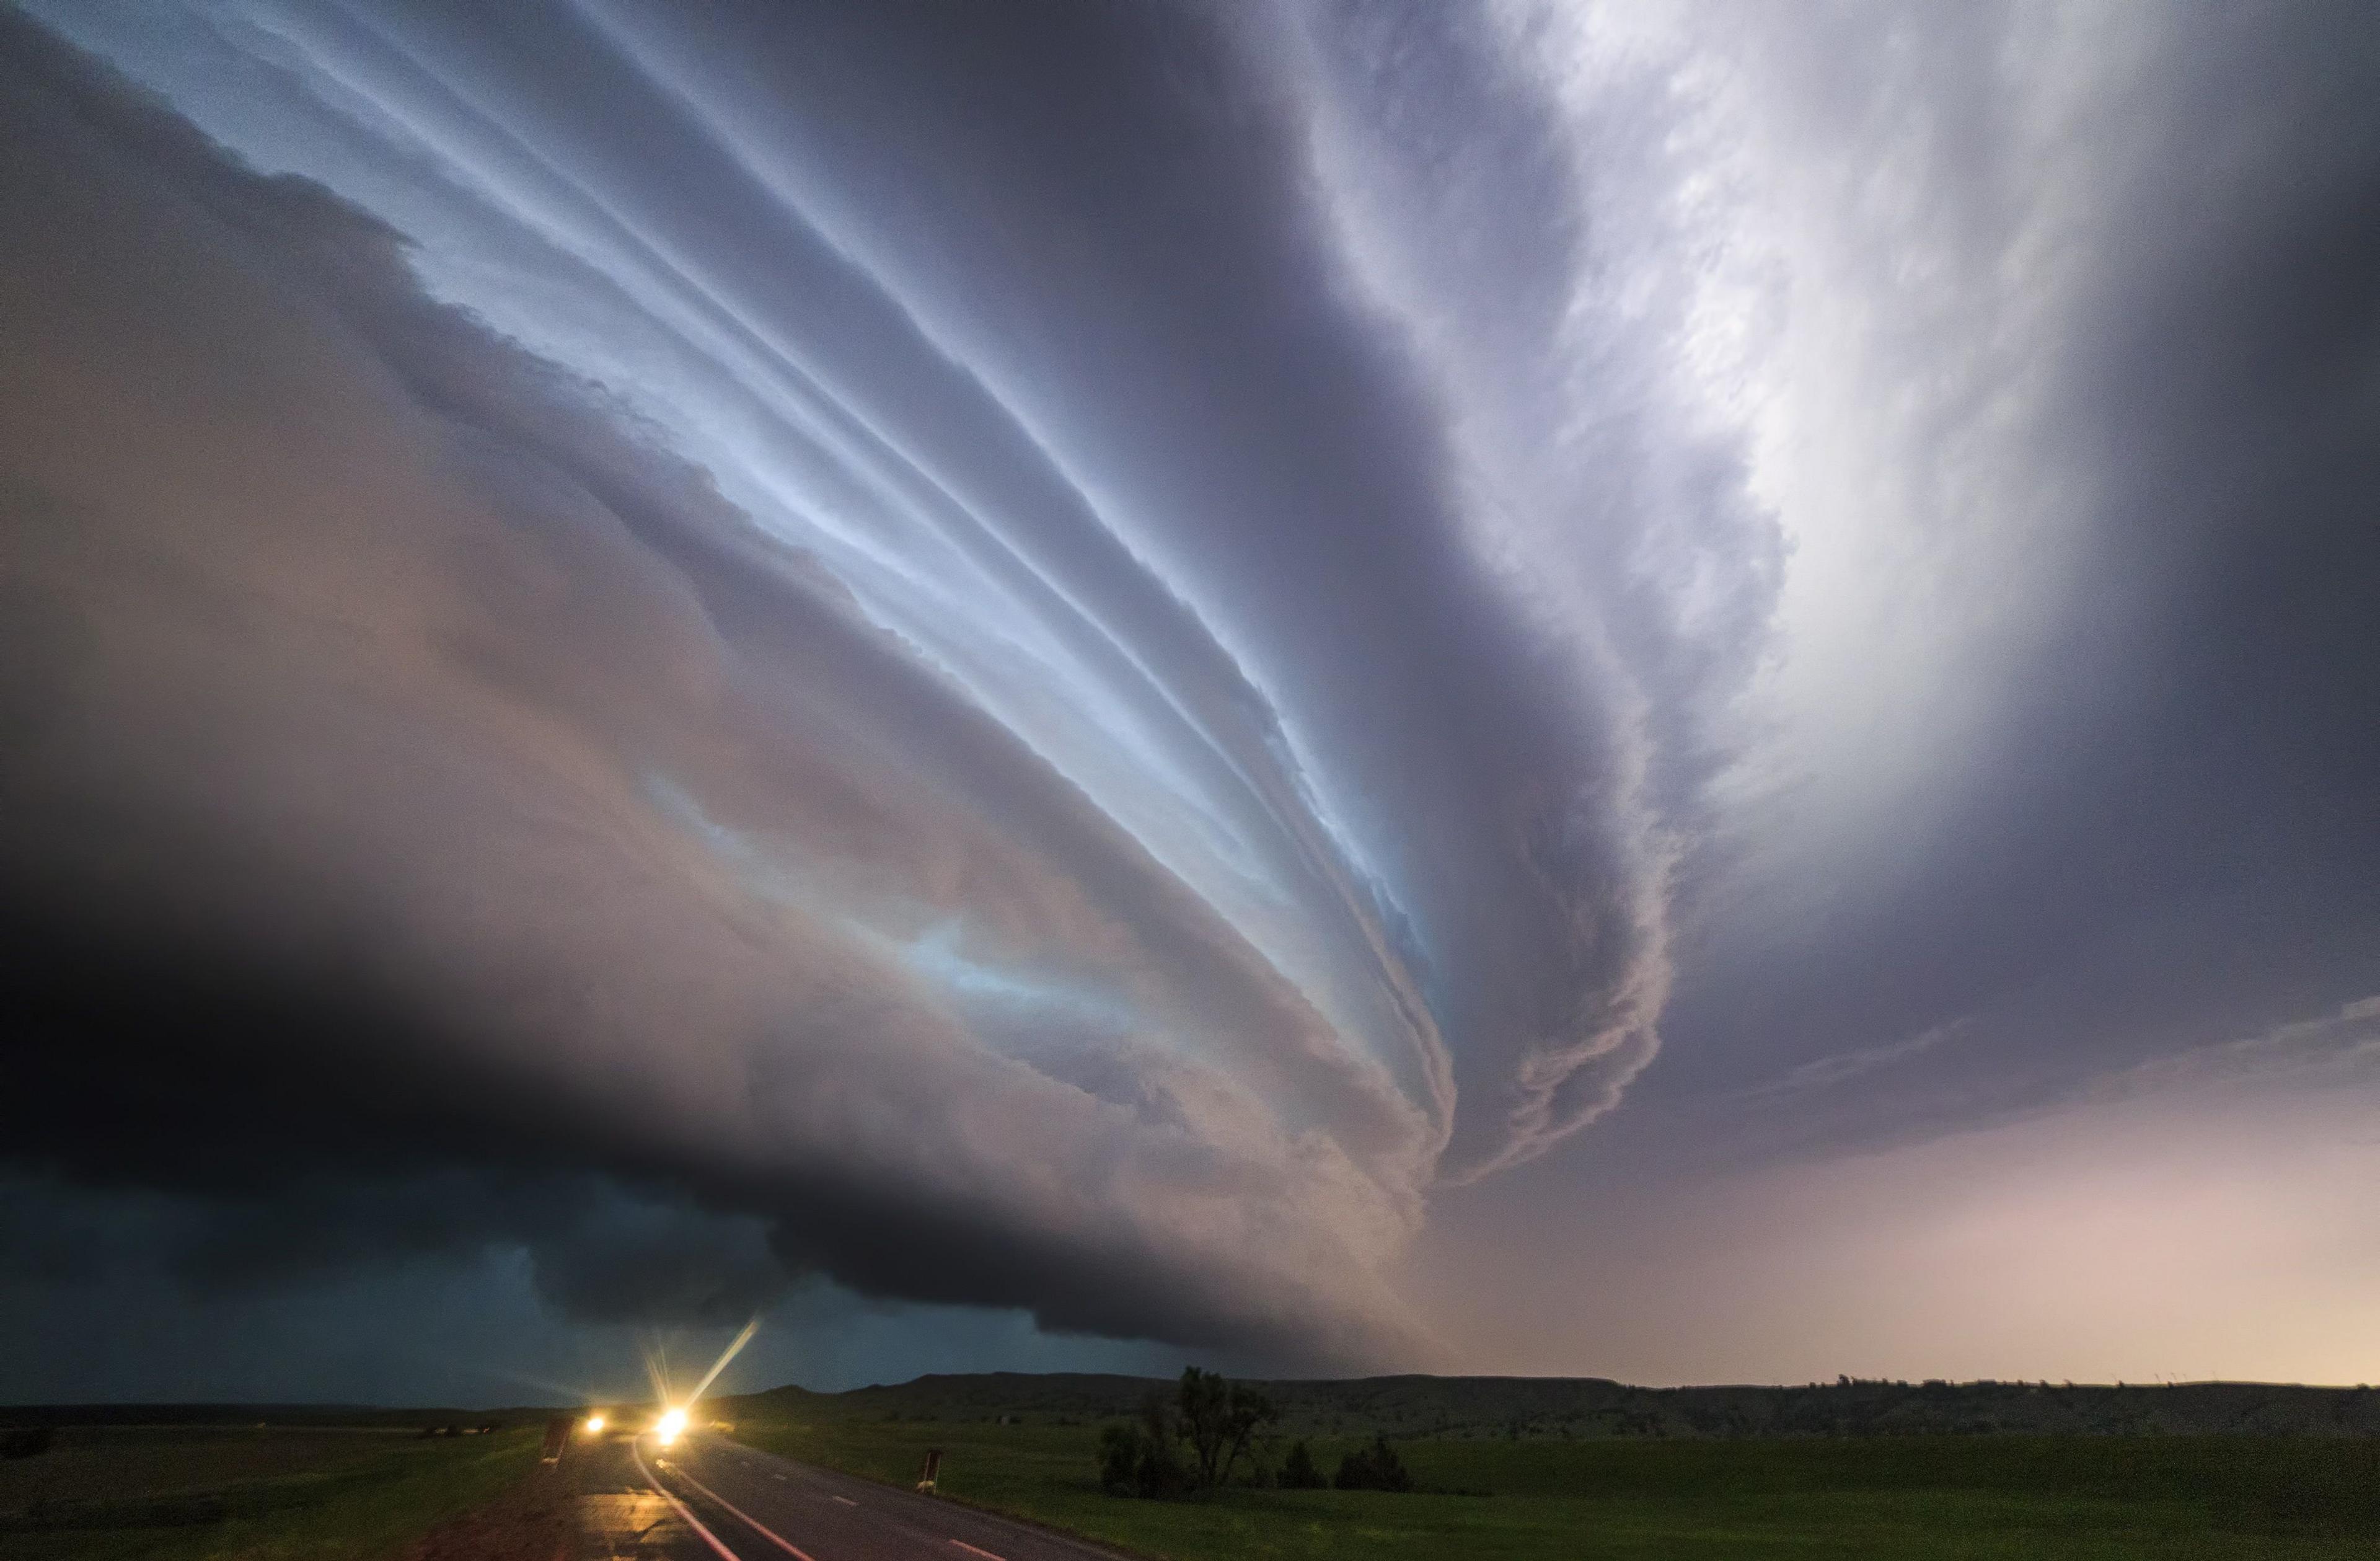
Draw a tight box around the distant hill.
[20,1374,2376,1439]
[713,1372,2380,1439]
[0,1403,550,1430]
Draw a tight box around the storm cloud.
[0,7,1460,1363]
[4,0,2376,1395]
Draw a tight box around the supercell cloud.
[2,0,2375,1392]
[1,0,1730,1365]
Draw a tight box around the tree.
[1097,1424,1140,1493]
[1093,1395,1188,1498]
[1134,1391,1191,1497]
[1176,1366,1276,1490]
[1333,1434,1414,1493]
[1095,1369,1278,1499]
[1279,1439,1326,1489]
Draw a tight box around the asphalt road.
[576,1431,1129,1561]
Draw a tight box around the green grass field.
[728,1417,2380,1560]
[0,1425,544,1561]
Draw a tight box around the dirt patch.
[400,1461,575,1561]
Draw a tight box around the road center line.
[667,1459,820,1561]
[950,1542,1007,1561]
[630,1439,743,1561]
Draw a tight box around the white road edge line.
[831,1496,857,1507]
[666,1458,821,1561]
[630,1439,743,1561]
[950,1542,1007,1561]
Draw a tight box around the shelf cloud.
[4,0,2374,1392]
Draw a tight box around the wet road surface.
[575,1432,1127,1561]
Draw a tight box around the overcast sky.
[3,0,2376,1405]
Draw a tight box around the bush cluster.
[1331,1433,1414,1492]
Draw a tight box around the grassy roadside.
[728,1417,2380,1560]
[0,1426,547,1561]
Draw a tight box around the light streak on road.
[658,1458,819,1560]
[629,1436,743,1561]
